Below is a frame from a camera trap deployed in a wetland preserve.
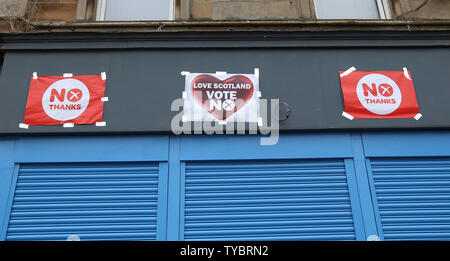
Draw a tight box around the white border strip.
[96,0,107,21]
[376,0,392,19]
[181,71,190,76]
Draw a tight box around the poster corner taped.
[339,70,419,119]
[24,75,106,126]
[183,72,260,123]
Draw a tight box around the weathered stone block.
[211,0,301,20]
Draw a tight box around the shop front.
[0,31,449,241]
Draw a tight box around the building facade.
[0,0,450,241]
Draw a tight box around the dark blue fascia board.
[1,30,450,50]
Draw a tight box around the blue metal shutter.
[184,159,357,241]
[370,158,450,240]
[6,163,160,241]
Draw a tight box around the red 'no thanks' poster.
[339,69,421,120]
[23,75,106,126]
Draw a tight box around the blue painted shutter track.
[6,163,159,241]
[184,160,356,241]
[371,158,450,241]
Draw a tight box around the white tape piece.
[258,117,263,127]
[340,66,356,78]
[182,91,187,99]
[254,68,260,78]
[342,111,355,120]
[96,121,106,127]
[257,91,262,98]
[181,71,190,76]
[101,72,107,80]
[63,123,75,128]
[66,235,81,241]
[367,235,380,241]
[63,73,73,78]
[182,116,187,123]
[101,97,109,102]
[414,113,423,120]
[218,120,227,125]
[32,72,38,80]
[19,123,29,129]
[216,71,227,76]
[403,67,412,80]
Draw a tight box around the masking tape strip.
[403,67,412,80]
[216,71,227,76]
[182,91,187,99]
[340,67,356,78]
[182,116,188,123]
[218,120,227,125]
[19,123,29,129]
[258,117,263,127]
[257,91,262,98]
[63,73,73,78]
[101,72,107,80]
[181,71,190,76]
[96,121,106,127]
[254,68,260,78]
[63,123,74,128]
[342,111,354,120]
[32,72,38,79]
[414,113,422,120]
[101,97,109,102]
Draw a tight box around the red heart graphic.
[191,74,254,120]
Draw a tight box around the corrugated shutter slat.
[6,163,159,241]
[371,158,450,241]
[184,160,356,241]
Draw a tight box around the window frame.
[313,0,393,20]
[376,0,393,19]
[95,0,175,21]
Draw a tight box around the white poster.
[182,71,260,123]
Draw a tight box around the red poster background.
[339,71,419,119]
[24,75,106,125]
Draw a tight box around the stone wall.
[391,0,450,19]
[0,0,28,18]
[179,0,316,20]
[178,0,450,20]
[1,0,450,23]
[0,0,82,21]
[31,0,79,21]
